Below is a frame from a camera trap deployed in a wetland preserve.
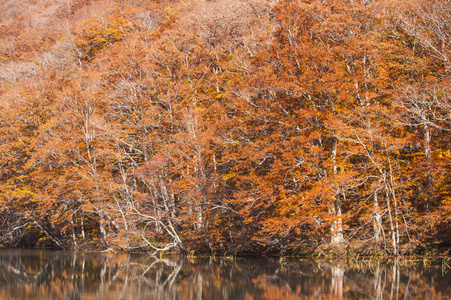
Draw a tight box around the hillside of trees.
[1,0,450,256]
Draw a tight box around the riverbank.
[3,238,450,260]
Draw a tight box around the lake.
[0,249,450,299]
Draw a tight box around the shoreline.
[1,245,450,260]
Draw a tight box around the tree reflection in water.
[0,250,450,299]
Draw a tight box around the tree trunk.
[331,195,344,244]
[80,212,86,241]
[385,186,398,256]
[98,210,107,246]
[373,190,382,243]
[330,137,344,244]
[424,125,433,211]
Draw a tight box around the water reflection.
[0,250,450,299]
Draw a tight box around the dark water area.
[0,249,450,299]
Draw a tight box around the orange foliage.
[0,0,450,254]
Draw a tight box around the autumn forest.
[0,0,450,256]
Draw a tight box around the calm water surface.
[0,249,450,299]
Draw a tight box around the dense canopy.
[1,0,450,255]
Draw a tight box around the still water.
[0,249,450,299]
